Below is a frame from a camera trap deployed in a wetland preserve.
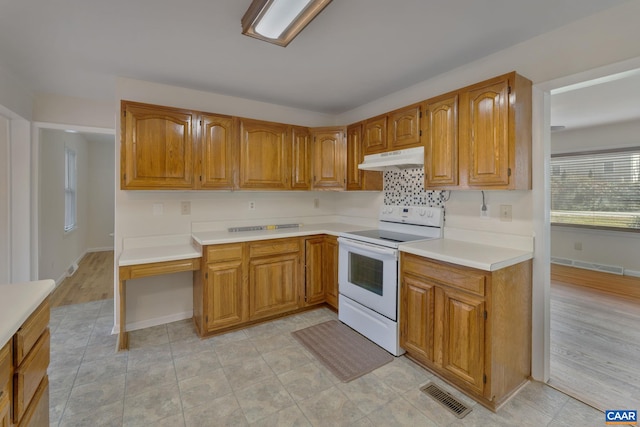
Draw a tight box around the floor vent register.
[420,382,472,419]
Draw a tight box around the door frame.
[30,122,115,280]
[531,55,640,381]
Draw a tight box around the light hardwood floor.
[549,280,640,411]
[49,250,114,307]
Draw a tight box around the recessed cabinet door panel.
[400,275,434,363]
[323,236,339,309]
[439,286,485,394]
[462,79,510,187]
[199,114,236,189]
[239,119,290,189]
[311,128,345,190]
[122,102,195,189]
[346,123,382,191]
[249,253,300,320]
[204,260,244,331]
[388,104,421,149]
[291,126,311,190]
[304,237,325,305]
[363,116,387,154]
[424,95,458,188]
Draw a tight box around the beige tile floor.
[49,300,608,426]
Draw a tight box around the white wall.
[87,139,115,250]
[38,129,90,283]
[0,115,9,283]
[550,119,640,273]
[0,65,33,121]
[33,93,114,130]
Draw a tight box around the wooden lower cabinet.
[194,243,247,335]
[249,251,301,320]
[400,253,531,411]
[323,236,339,309]
[304,235,339,309]
[1,298,51,427]
[195,235,339,337]
[304,237,326,306]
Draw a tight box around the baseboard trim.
[87,246,114,253]
[551,264,640,301]
[112,310,193,334]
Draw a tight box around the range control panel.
[379,205,444,227]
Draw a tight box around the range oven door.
[338,237,398,321]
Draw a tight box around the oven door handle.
[338,237,398,258]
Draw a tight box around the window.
[551,147,640,231]
[64,147,77,232]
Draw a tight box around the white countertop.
[118,243,202,267]
[192,222,370,246]
[0,279,55,348]
[118,223,370,267]
[399,238,533,271]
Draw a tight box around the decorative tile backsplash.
[383,167,446,207]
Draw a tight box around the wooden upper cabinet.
[387,104,421,149]
[291,126,311,190]
[311,127,346,190]
[197,114,236,189]
[346,123,382,191]
[238,119,290,190]
[459,72,531,189]
[423,94,459,188]
[363,115,387,154]
[121,101,195,189]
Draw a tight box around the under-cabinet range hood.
[358,146,424,171]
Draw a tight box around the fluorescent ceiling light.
[241,0,332,47]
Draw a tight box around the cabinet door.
[460,78,510,187]
[121,101,195,189]
[239,119,290,189]
[198,114,236,189]
[291,126,311,190]
[388,104,421,149]
[424,94,459,188]
[346,123,382,191]
[400,275,434,363]
[249,253,300,320]
[204,260,245,331]
[437,286,485,394]
[311,128,345,190]
[363,115,387,154]
[323,236,339,309]
[304,237,325,305]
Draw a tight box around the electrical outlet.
[249,201,255,210]
[480,204,490,219]
[181,201,191,215]
[500,205,512,222]
[574,242,583,251]
[314,198,320,209]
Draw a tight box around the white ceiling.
[0,0,631,116]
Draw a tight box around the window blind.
[550,148,640,231]
[64,148,77,232]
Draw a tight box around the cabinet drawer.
[14,329,49,423]
[206,244,243,262]
[14,299,49,366]
[0,341,10,393]
[249,239,300,258]
[402,254,485,296]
